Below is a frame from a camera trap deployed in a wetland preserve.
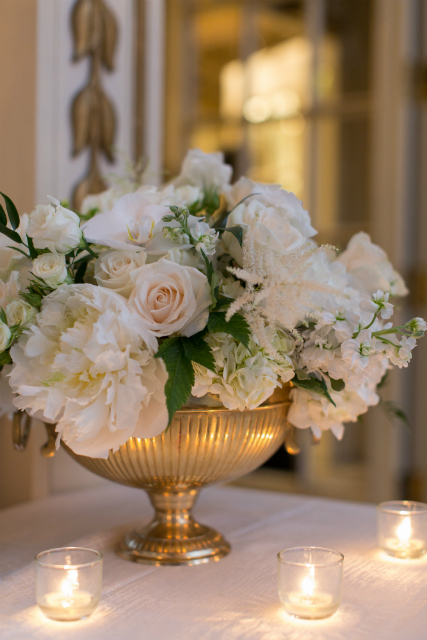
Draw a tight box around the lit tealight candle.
[278,547,344,620]
[35,547,103,621]
[377,501,427,559]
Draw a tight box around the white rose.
[32,253,68,287]
[173,149,232,193]
[0,320,11,350]
[27,201,82,253]
[337,232,408,297]
[6,299,37,327]
[95,249,146,298]
[129,258,211,337]
[224,198,307,265]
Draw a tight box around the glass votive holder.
[377,501,427,559]
[277,547,344,620]
[35,547,103,621]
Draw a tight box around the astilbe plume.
[226,217,335,358]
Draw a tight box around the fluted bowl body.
[63,387,291,491]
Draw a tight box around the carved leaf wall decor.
[71,0,118,210]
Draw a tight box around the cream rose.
[32,253,68,287]
[27,200,82,253]
[95,249,146,298]
[129,258,211,337]
[0,320,11,351]
[6,299,36,327]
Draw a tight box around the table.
[1,485,427,639]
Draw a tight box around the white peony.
[129,258,211,338]
[0,320,11,350]
[336,232,408,297]
[0,271,20,310]
[173,149,232,193]
[27,200,82,253]
[95,249,146,298]
[223,178,317,265]
[192,331,294,410]
[32,253,68,287]
[9,284,168,458]
[5,299,37,327]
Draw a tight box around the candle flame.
[301,565,316,599]
[396,517,412,544]
[60,569,79,608]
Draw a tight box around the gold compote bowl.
[15,386,291,566]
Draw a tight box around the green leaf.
[0,222,22,244]
[328,376,345,392]
[0,203,6,226]
[7,245,29,258]
[295,369,310,381]
[292,374,336,407]
[207,311,251,349]
[200,250,214,286]
[0,350,12,366]
[377,371,389,389]
[75,260,88,283]
[1,193,20,230]
[27,236,38,260]
[182,333,216,373]
[155,337,195,423]
[382,400,411,431]
[219,226,243,247]
[20,291,42,309]
[0,308,6,324]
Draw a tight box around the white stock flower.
[0,271,20,310]
[384,336,416,368]
[129,258,211,338]
[405,317,426,334]
[337,232,408,297]
[341,330,381,372]
[0,320,11,350]
[32,253,68,287]
[360,291,393,319]
[9,284,168,458]
[192,331,294,410]
[173,149,232,193]
[287,384,378,440]
[27,201,82,253]
[5,299,36,327]
[190,221,218,256]
[95,249,146,298]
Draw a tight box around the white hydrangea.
[9,284,168,458]
[192,331,294,410]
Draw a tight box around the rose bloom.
[32,253,68,287]
[337,232,408,297]
[0,320,11,351]
[9,284,168,458]
[5,299,36,327]
[27,200,82,253]
[129,258,211,338]
[95,249,146,298]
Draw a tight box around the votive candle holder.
[35,547,103,621]
[377,501,427,559]
[277,546,344,620]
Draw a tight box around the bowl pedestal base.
[116,488,231,566]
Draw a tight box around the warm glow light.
[301,566,316,600]
[396,517,412,544]
[243,96,271,123]
[60,569,79,607]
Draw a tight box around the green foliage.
[0,308,6,324]
[0,223,22,245]
[155,330,216,424]
[0,202,7,226]
[382,400,410,431]
[155,337,195,424]
[207,311,251,349]
[20,290,42,310]
[0,192,20,230]
[327,376,345,392]
[218,226,243,247]
[75,260,89,283]
[78,207,99,221]
[0,350,12,366]
[292,373,336,407]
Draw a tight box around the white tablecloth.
[1,484,427,640]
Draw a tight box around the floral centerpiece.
[0,150,425,458]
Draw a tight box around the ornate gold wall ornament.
[71,0,118,210]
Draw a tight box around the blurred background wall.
[1,0,426,507]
